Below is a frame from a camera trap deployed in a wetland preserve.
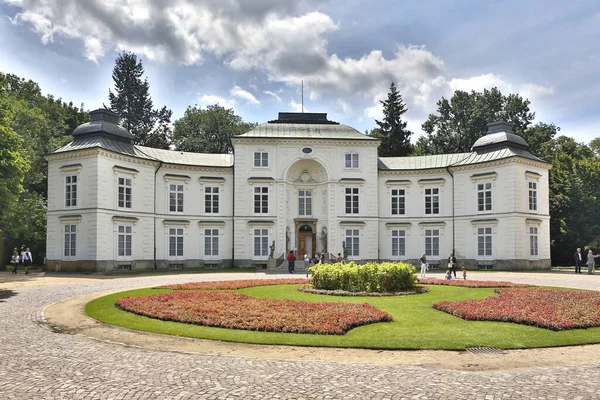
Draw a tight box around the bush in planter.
[309,261,417,292]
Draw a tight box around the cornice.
[233,138,379,147]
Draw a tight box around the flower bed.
[115,291,392,335]
[310,262,417,292]
[298,285,429,296]
[156,278,309,291]
[419,278,531,288]
[433,288,600,330]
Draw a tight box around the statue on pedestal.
[342,241,349,262]
[269,240,275,259]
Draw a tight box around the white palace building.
[45,109,551,272]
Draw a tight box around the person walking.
[462,267,467,280]
[448,252,457,278]
[22,247,32,274]
[287,250,296,274]
[587,249,600,274]
[418,253,428,278]
[10,251,20,274]
[574,248,583,273]
[303,252,310,269]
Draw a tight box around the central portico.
[231,112,381,268]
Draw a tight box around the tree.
[0,92,29,225]
[417,87,535,154]
[369,82,413,157]
[108,51,171,148]
[172,105,256,154]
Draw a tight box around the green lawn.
[86,284,600,350]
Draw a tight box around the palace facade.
[45,109,551,272]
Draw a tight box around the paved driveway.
[1,270,600,399]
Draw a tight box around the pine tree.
[108,51,171,148]
[372,82,413,157]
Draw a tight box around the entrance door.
[298,225,313,259]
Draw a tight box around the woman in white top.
[304,253,310,268]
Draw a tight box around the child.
[445,270,452,280]
[462,267,467,280]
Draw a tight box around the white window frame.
[529,225,539,258]
[390,229,407,259]
[477,226,493,259]
[345,228,360,259]
[424,228,440,258]
[253,151,269,168]
[65,175,78,208]
[477,182,493,213]
[168,227,185,259]
[298,189,312,217]
[390,188,406,216]
[168,183,185,214]
[117,176,133,210]
[203,228,221,259]
[63,224,77,259]
[424,187,440,215]
[253,186,269,215]
[252,228,269,260]
[344,153,359,169]
[528,181,538,212]
[204,186,220,215]
[116,224,133,260]
[345,187,359,214]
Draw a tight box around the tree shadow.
[0,289,17,302]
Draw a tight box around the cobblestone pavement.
[2,271,600,399]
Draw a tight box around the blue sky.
[1,0,599,143]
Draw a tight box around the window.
[169,184,184,213]
[477,227,493,257]
[391,189,406,215]
[477,182,492,212]
[344,153,359,169]
[65,175,77,207]
[253,229,269,258]
[204,229,219,258]
[298,190,312,216]
[345,229,360,257]
[205,186,219,214]
[425,229,440,257]
[253,186,269,214]
[254,152,269,167]
[391,230,406,258]
[64,224,77,257]
[424,188,439,215]
[117,225,132,258]
[118,177,132,209]
[345,187,359,214]
[168,228,184,258]
[528,182,537,211]
[529,226,539,257]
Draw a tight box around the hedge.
[309,261,417,292]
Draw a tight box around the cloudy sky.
[1,0,599,143]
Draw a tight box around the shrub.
[309,261,417,292]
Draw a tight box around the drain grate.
[466,347,504,355]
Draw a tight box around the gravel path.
[1,270,600,399]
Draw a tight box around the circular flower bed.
[298,285,429,297]
[433,288,600,331]
[115,291,392,335]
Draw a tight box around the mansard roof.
[72,109,134,141]
[52,137,233,167]
[236,112,378,141]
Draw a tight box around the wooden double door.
[298,229,317,259]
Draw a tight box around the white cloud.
[336,99,351,113]
[230,85,260,105]
[289,100,307,113]
[263,90,282,102]
[84,37,104,63]
[520,83,555,101]
[199,94,236,110]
